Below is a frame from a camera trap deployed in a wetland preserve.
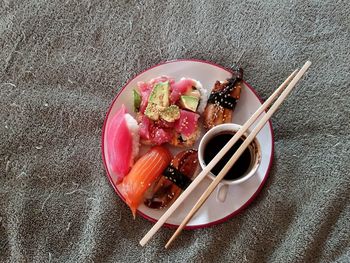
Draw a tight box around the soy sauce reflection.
[203,133,252,180]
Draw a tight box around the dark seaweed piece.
[163,165,192,190]
[207,92,237,109]
[207,64,243,109]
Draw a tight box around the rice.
[193,79,208,114]
[124,113,140,164]
[178,77,208,114]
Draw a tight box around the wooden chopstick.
[139,66,300,247]
[165,61,312,248]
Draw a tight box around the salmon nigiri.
[119,146,172,218]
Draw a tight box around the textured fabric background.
[1,0,349,262]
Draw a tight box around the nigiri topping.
[144,149,198,209]
[163,166,192,190]
[106,105,139,184]
[174,110,199,137]
[119,146,172,218]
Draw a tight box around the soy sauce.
[204,133,252,180]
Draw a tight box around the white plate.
[102,59,274,229]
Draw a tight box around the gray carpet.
[1,0,350,262]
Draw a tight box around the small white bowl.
[198,123,262,202]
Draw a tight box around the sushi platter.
[101,59,274,229]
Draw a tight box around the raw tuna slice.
[106,104,139,184]
[137,82,153,114]
[150,76,175,86]
[174,110,200,137]
[170,79,194,103]
[155,119,175,129]
[139,115,153,140]
[151,128,174,145]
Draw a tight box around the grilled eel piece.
[144,149,198,209]
[203,65,243,130]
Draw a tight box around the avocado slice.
[179,95,199,112]
[148,82,170,108]
[133,89,142,112]
[144,102,160,120]
[144,82,170,120]
[160,105,180,122]
[184,88,200,98]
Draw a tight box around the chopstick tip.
[139,239,146,247]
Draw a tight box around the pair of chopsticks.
[140,61,312,248]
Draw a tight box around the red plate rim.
[101,58,274,230]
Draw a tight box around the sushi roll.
[106,104,140,184]
[176,78,208,114]
[133,76,207,147]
